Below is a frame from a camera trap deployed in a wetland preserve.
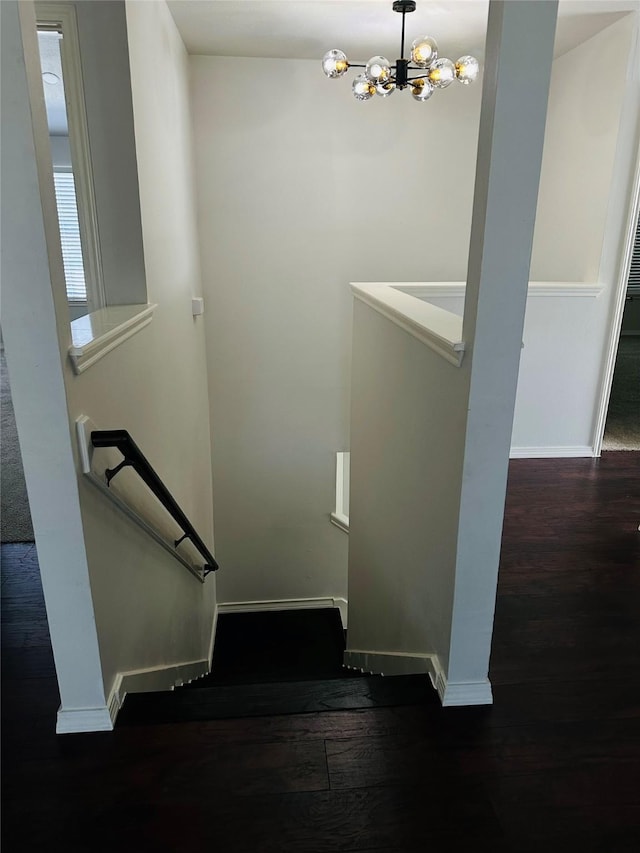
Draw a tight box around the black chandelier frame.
[346,1,440,90]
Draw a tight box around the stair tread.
[190,608,348,686]
[117,609,439,726]
[117,674,437,726]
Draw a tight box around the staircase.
[117,609,437,726]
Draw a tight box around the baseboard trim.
[431,655,493,706]
[342,650,493,707]
[510,445,594,458]
[56,704,116,734]
[218,596,349,629]
[208,603,219,666]
[108,675,123,723]
[116,658,210,700]
[329,511,349,533]
[344,649,436,678]
[57,608,219,734]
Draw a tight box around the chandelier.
[322,1,479,102]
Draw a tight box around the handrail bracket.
[105,457,134,487]
[91,429,219,579]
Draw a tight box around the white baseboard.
[431,655,493,706]
[115,658,210,701]
[56,704,116,734]
[344,648,436,678]
[343,650,493,707]
[510,445,594,458]
[218,596,349,629]
[329,511,349,533]
[108,676,122,722]
[56,605,219,734]
[208,603,219,665]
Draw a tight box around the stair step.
[117,674,438,726]
[188,608,349,687]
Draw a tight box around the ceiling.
[37,30,67,136]
[167,0,637,62]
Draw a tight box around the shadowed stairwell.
[2,453,640,852]
[118,609,434,725]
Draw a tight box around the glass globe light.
[411,36,438,68]
[411,78,434,102]
[428,57,456,88]
[455,55,479,85]
[352,73,376,101]
[322,49,349,78]
[365,55,391,83]
[375,80,396,97]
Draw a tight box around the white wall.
[414,283,608,455]
[68,0,215,696]
[191,55,482,605]
[190,17,637,612]
[524,15,637,452]
[511,288,607,453]
[531,17,634,283]
[348,299,466,666]
[2,0,215,729]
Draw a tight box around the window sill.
[351,282,465,366]
[68,304,156,374]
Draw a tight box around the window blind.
[629,213,640,296]
[53,171,87,302]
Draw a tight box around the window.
[36,1,150,368]
[37,11,103,321]
[629,213,640,296]
[53,172,86,303]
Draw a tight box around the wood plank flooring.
[2,452,640,851]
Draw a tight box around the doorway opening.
[602,213,640,451]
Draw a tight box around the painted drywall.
[191,55,482,605]
[525,14,637,451]
[348,299,466,665]
[416,284,608,454]
[61,0,216,696]
[511,288,608,452]
[531,17,633,283]
[190,16,637,612]
[2,0,216,725]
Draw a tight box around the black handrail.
[91,429,219,577]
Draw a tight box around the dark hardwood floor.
[2,452,640,852]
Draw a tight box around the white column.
[447,0,559,695]
[1,1,109,730]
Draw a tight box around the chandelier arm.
[322,2,479,95]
